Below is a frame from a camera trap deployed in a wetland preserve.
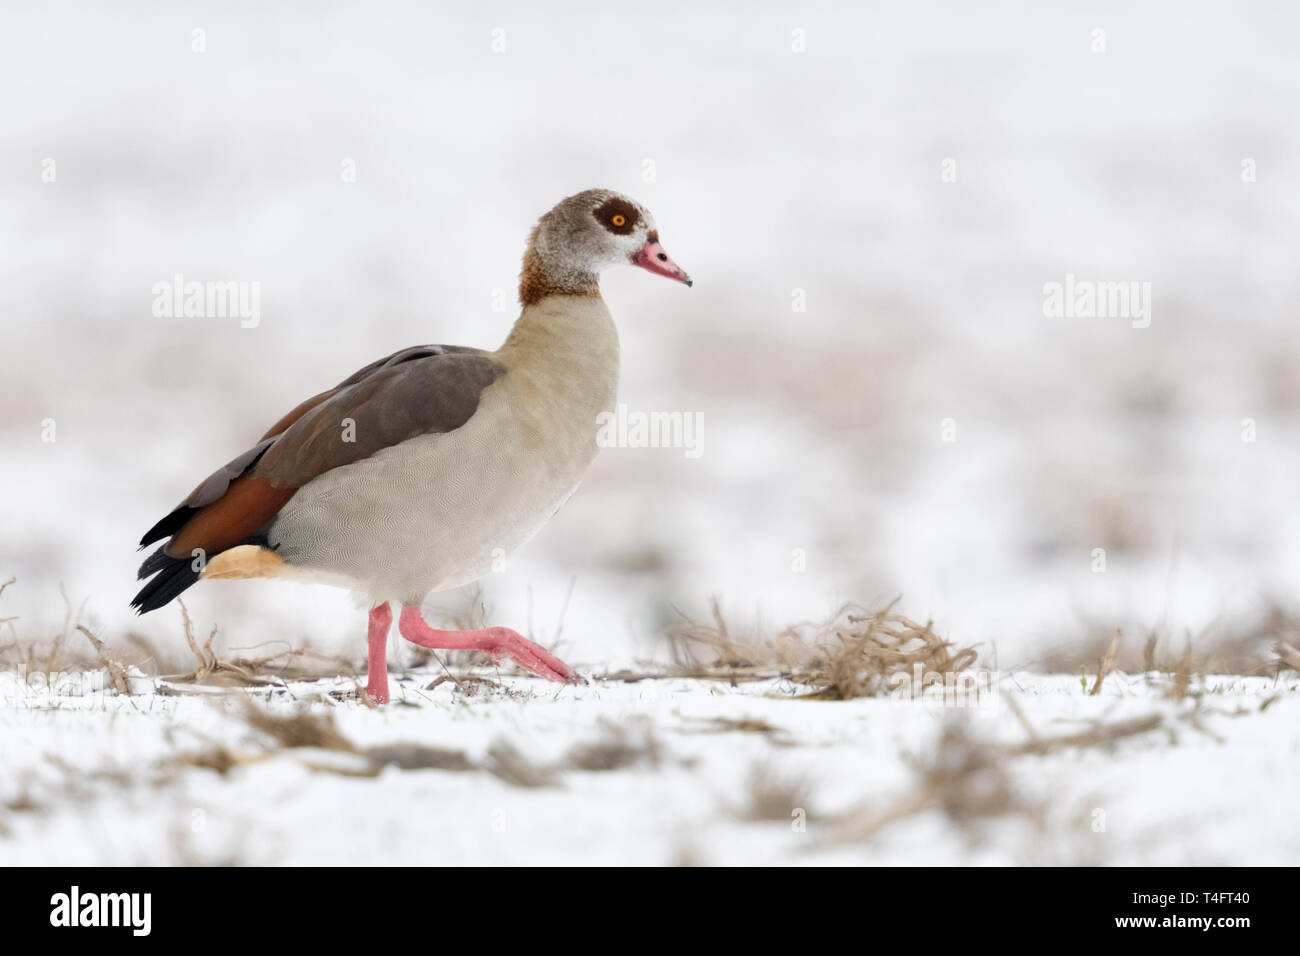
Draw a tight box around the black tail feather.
[137,544,174,579]
[130,554,200,615]
[138,507,197,549]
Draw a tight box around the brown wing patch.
[593,197,639,235]
[259,389,340,441]
[258,347,451,440]
[254,353,503,488]
[138,438,276,547]
[168,475,297,559]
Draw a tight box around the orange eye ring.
[612,214,626,227]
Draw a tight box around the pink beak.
[633,239,692,287]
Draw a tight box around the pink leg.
[397,605,581,684]
[365,602,393,703]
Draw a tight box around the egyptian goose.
[132,189,691,701]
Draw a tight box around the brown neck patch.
[518,227,602,306]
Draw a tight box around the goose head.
[520,189,691,304]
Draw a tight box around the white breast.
[268,296,620,604]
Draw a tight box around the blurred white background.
[3,1,1299,670]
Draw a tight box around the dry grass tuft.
[365,744,476,772]
[237,702,357,752]
[1273,640,1300,675]
[0,577,16,625]
[830,720,1023,843]
[1006,713,1166,757]
[169,702,359,775]
[0,581,96,676]
[920,722,1023,827]
[169,701,475,778]
[668,596,804,672]
[484,718,683,786]
[664,597,978,699]
[563,717,663,772]
[1088,629,1122,696]
[678,713,787,736]
[804,602,978,700]
[0,584,359,694]
[1042,602,1300,681]
[424,674,503,696]
[1165,640,1195,701]
[736,761,815,822]
[828,704,1176,849]
[484,740,559,788]
[76,624,132,695]
[162,601,312,687]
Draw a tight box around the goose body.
[264,297,619,601]
[132,189,690,700]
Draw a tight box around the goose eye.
[594,198,638,234]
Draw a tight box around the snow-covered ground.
[1,666,1295,865]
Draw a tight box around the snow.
[1,668,1295,865]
